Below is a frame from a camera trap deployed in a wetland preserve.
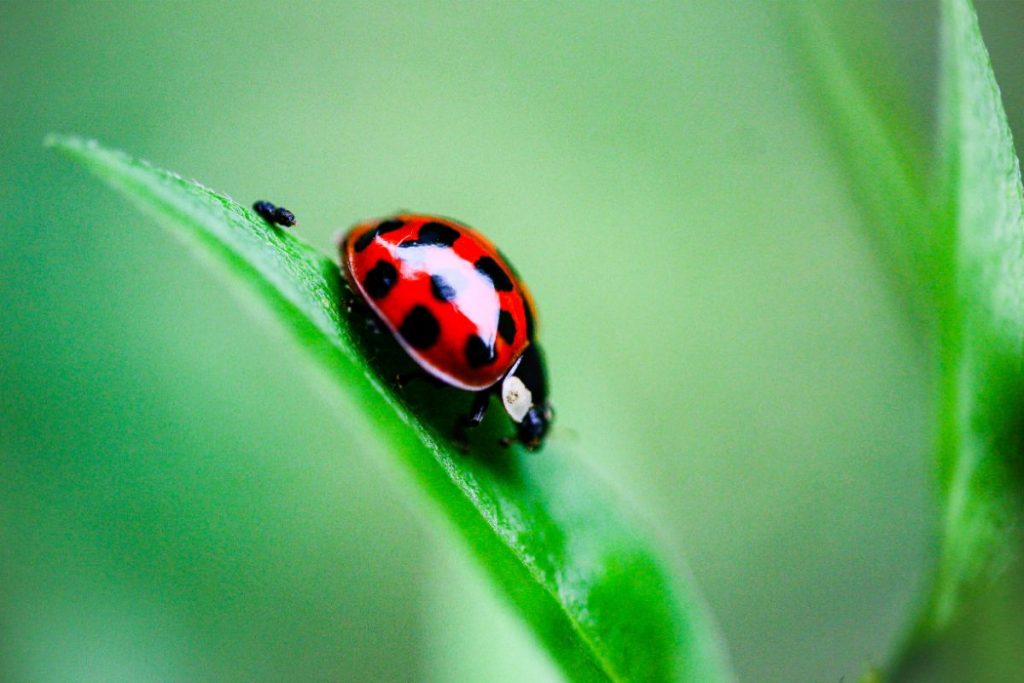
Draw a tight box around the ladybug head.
[500,345,552,451]
[515,403,553,450]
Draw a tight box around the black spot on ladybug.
[430,274,456,302]
[363,260,398,300]
[354,218,406,253]
[399,305,440,350]
[354,229,377,252]
[475,257,513,291]
[498,310,516,344]
[465,334,497,368]
[402,222,460,248]
[377,218,406,236]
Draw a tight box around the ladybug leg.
[453,391,491,451]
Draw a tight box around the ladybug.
[339,214,552,450]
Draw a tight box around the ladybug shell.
[341,214,536,391]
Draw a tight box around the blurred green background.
[2,2,1023,681]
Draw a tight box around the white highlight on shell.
[386,243,499,346]
[501,374,532,423]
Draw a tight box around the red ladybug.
[340,214,552,450]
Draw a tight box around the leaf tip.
[44,134,110,165]
[45,132,79,150]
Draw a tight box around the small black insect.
[253,200,296,227]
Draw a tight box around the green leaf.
[788,0,1024,676]
[782,3,937,334]
[910,0,1024,644]
[47,135,734,683]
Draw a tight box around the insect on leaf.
[47,135,735,683]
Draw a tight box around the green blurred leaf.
[47,135,733,683]
[789,0,1024,676]
[783,3,937,334]
[911,0,1024,644]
